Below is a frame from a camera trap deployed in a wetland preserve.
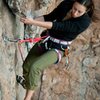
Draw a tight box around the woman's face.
[71,2,87,18]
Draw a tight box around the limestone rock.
[0,0,100,100]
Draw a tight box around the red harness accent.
[18,35,48,62]
[18,36,47,44]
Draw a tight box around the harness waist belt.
[49,37,72,45]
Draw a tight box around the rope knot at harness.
[18,36,48,44]
[18,36,48,61]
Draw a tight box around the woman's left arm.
[20,17,53,29]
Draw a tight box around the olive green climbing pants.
[22,42,64,90]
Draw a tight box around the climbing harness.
[41,36,71,65]
[49,36,72,46]
[2,33,70,65]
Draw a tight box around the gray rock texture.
[0,0,100,100]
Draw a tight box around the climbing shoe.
[16,75,26,88]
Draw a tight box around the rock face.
[0,0,100,100]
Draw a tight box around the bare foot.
[24,90,34,100]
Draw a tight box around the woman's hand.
[20,17,34,25]
[20,17,52,29]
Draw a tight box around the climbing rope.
[18,36,47,61]
[18,36,47,44]
[2,33,47,61]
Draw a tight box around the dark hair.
[75,0,94,18]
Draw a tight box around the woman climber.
[16,0,94,100]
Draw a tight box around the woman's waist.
[40,36,72,51]
[49,33,74,42]
[49,36,72,46]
